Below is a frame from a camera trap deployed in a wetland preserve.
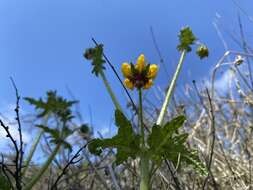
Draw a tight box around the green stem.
[22,130,43,176]
[140,155,150,190]
[99,70,122,111]
[22,116,49,176]
[23,143,61,190]
[156,50,186,126]
[139,89,145,146]
[138,89,150,190]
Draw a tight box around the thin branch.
[51,142,90,190]
[202,89,217,190]
[10,77,23,190]
[237,13,253,87]
[0,119,21,189]
[149,26,169,77]
[165,159,183,190]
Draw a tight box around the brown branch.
[10,77,23,190]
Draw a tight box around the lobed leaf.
[147,115,207,175]
[88,110,141,165]
[25,91,77,123]
[36,125,60,140]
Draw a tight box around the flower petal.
[143,79,153,89]
[124,78,134,90]
[148,64,158,79]
[121,63,132,78]
[135,54,145,73]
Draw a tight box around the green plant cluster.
[89,110,207,175]
[24,91,78,151]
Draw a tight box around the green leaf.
[88,139,103,155]
[163,115,186,135]
[177,27,197,52]
[83,44,106,76]
[147,115,207,175]
[115,109,131,128]
[147,116,186,165]
[88,110,141,165]
[147,125,162,150]
[36,125,60,139]
[182,150,208,176]
[147,115,186,151]
[25,91,77,123]
[147,125,164,164]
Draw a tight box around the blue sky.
[1,0,253,141]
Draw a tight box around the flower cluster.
[121,54,158,90]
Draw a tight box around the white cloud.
[100,127,110,136]
[213,69,235,93]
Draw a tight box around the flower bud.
[196,44,209,59]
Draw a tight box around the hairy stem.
[99,70,122,111]
[156,50,186,126]
[22,130,43,176]
[23,116,49,177]
[139,89,145,146]
[140,155,150,190]
[139,89,150,190]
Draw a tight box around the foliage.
[88,110,141,165]
[89,110,206,175]
[83,44,105,76]
[177,27,197,52]
[25,91,77,150]
[177,27,209,60]
[147,116,207,175]
[36,124,73,151]
[24,90,77,123]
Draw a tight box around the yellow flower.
[121,63,131,78]
[121,54,158,90]
[148,64,158,79]
[143,79,153,89]
[135,54,145,72]
[124,78,134,90]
